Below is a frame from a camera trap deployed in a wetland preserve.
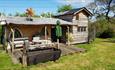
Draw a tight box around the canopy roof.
[0,17,72,25]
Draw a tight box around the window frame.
[77,26,87,32]
[9,28,23,39]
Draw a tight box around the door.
[51,27,57,42]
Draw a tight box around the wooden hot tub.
[10,38,61,66]
[26,47,61,65]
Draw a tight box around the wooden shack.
[0,7,92,48]
[0,7,92,66]
[54,7,92,44]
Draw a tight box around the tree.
[87,0,115,21]
[26,8,35,17]
[86,2,99,20]
[40,12,53,18]
[20,8,39,17]
[20,13,27,17]
[97,0,113,21]
[57,5,73,13]
[110,5,115,17]
[15,12,20,16]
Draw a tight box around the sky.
[0,0,93,15]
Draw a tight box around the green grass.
[0,38,115,70]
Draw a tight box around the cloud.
[57,0,93,4]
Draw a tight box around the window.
[14,29,22,38]
[83,27,86,31]
[76,15,79,20]
[78,27,81,32]
[9,28,22,39]
[77,27,87,32]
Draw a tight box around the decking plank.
[59,44,86,56]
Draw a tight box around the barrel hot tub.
[26,47,61,65]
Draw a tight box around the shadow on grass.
[102,38,115,43]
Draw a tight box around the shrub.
[89,18,115,38]
[99,27,115,38]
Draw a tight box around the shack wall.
[6,24,51,41]
[71,11,89,44]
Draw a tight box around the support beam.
[4,26,8,51]
[45,26,47,40]
[45,26,48,46]
[67,26,70,46]
[22,39,29,67]
[57,39,59,49]
[2,25,7,50]
[11,27,14,52]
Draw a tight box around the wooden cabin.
[54,7,92,44]
[0,7,92,49]
[0,7,92,66]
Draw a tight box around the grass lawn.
[0,38,115,70]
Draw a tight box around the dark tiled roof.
[54,7,92,16]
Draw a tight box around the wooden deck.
[59,44,86,56]
[8,42,86,65]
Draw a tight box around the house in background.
[54,7,92,44]
[0,7,92,48]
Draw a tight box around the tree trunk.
[106,0,113,21]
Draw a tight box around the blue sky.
[0,0,93,15]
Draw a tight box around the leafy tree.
[15,12,20,16]
[26,8,35,17]
[89,18,115,38]
[40,12,53,18]
[20,13,27,17]
[19,8,39,17]
[57,5,73,13]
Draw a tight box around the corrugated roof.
[5,17,72,25]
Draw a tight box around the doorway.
[51,26,57,42]
[51,26,67,43]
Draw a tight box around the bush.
[99,27,115,38]
[90,18,115,38]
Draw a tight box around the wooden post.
[2,25,7,50]
[11,28,14,53]
[22,39,29,67]
[45,26,48,46]
[4,26,7,47]
[57,39,59,49]
[45,26,47,40]
[67,26,70,46]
